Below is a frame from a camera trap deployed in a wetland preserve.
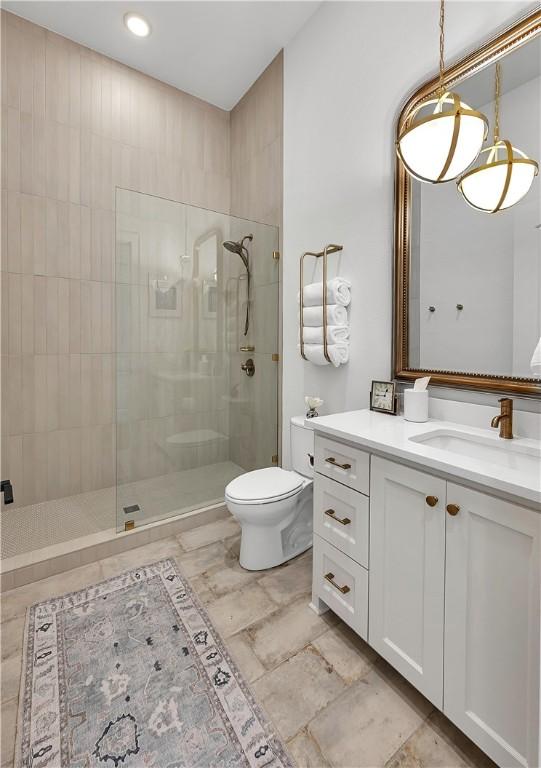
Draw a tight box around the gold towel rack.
[299,244,343,363]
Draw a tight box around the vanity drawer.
[313,534,368,640]
[315,435,370,495]
[314,475,369,568]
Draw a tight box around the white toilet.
[225,416,314,570]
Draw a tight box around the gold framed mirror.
[394,8,541,396]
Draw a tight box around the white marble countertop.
[308,409,541,508]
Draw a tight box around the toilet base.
[239,531,312,571]
[227,483,313,571]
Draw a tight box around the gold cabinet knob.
[446,503,460,516]
[425,495,438,507]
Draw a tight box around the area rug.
[16,558,294,768]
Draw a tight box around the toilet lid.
[226,467,304,503]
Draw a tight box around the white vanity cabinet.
[311,430,540,768]
[369,457,446,708]
[444,484,540,768]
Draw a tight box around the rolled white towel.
[300,277,352,307]
[302,325,349,344]
[300,342,349,368]
[302,304,347,327]
[530,336,541,376]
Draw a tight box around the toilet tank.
[290,416,315,478]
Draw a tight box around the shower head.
[222,234,252,271]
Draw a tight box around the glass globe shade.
[397,92,488,183]
[458,140,539,213]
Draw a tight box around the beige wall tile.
[7,271,21,354]
[6,355,22,434]
[6,191,21,273]
[33,274,46,352]
[22,431,48,504]
[20,193,46,275]
[6,106,20,191]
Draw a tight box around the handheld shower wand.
[222,234,253,335]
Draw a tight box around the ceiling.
[2,0,321,110]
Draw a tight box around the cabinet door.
[369,456,446,707]
[444,484,540,768]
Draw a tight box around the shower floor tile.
[0,461,244,560]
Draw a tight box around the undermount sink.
[409,429,541,474]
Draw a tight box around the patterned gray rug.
[16,558,293,768]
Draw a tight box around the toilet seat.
[225,467,305,505]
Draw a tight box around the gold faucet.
[490,397,513,439]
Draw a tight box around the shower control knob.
[241,358,255,377]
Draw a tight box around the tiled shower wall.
[230,51,283,228]
[0,11,231,508]
[229,52,283,468]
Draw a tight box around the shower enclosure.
[0,188,279,562]
[115,189,279,531]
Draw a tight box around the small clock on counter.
[370,380,397,415]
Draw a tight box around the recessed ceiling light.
[124,12,151,38]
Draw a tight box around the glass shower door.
[225,216,280,472]
[115,189,279,532]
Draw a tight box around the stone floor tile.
[207,582,278,638]
[0,651,22,703]
[99,536,184,577]
[287,730,331,768]
[0,616,25,661]
[0,561,103,623]
[309,663,433,767]
[173,541,228,578]
[176,517,240,551]
[227,632,266,683]
[205,560,259,597]
[1,698,17,766]
[188,575,215,605]
[248,598,335,669]
[385,710,497,768]
[258,553,313,605]
[312,620,377,684]
[252,647,345,742]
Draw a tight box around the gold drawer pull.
[325,457,352,470]
[446,503,460,516]
[425,495,439,507]
[324,572,350,594]
[324,508,351,526]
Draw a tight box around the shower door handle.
[1,479,13,504]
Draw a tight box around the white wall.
[282,0,535,463]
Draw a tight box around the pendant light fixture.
[396,0,488,184]
[457,63,539,213]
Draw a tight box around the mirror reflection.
[408,36,540,379]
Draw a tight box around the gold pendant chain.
[438,0,445,96]
[494,62,501,144]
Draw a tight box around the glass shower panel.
[225,217,280,472]
[115,189,279,532]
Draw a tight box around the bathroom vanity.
[309,408,540,768]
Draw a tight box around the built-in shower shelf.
[166,430,229,446]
